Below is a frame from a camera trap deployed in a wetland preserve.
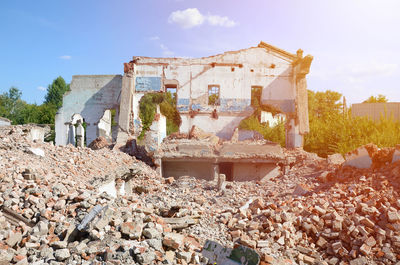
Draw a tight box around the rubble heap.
[1,125,400,264]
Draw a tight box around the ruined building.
[55,41,312,150]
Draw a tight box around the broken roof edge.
[257,41,297,60]
[130,41,297,62]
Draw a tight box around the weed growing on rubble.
[240,89,400,157]
[139,92,181,139]
[239,115,286,146]
[304,90,400,157]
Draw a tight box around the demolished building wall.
[126,42,312,147]
[55,41,312,148]
[55,75,122,146]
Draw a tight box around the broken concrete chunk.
[142,228,161,239]
[201,240,260,265]
[393,147,400,163]
[54,248,70,261]
[120,221,143,240]
[217,173,226,191]
[327,153,345,165]
[26,147,45,157]
[163,233,184,250]
[344,146,372,169]
[6,231,22,247]
[293,184,310,196]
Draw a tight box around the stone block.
[344,146,372,169]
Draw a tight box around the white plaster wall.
[134,47,295,138]
[180,114,249,139]
[97,110,112,141]
[136,48,293,106]
[55,75,122,146]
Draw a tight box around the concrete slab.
[220,142,284,160]
[344,147,372,169]
[177,143,213,156]
[327,153,345,165]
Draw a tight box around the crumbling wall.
[97,110,112,142]
[55,75,122,146]
[132,45,299,141]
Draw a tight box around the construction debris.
[2,127,400,264]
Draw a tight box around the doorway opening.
[219,162,233,181]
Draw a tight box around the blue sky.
[1,0,399,105]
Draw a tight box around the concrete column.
[116,74,135,144]
[76,122,85,148]
[286,119,303,148]
[212,163,219,182]
[155,158,163,177]
[67,123,76,146]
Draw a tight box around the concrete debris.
[217,173,226,191]
[77,205,105,231]
[327,153,345,165]
[344,143,397,169]
[201,240,260,265]
[26,147,45,157]
[344,146,372,169]
[87,136,110,150]
[3,127,400,264]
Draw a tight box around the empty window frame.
[165,84,177,104]
[251,86,262,107]
[208,85,220,105]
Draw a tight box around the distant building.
[0,117,11,126]
[352,103,400,122]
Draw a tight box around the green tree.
[308,90,342,118]
[0,87,27,124]
[363,94,388,103]
[44,76,70,108]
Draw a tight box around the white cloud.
[160,44,174,57]
[168,8,237,29]
[37,86,46,91]
[59,55,71,60]
[206,14,236,27]
[168,8,205,29]
[150,36,160,41]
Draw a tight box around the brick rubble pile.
[1,125,400,264]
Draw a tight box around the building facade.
[55,42,312,148]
